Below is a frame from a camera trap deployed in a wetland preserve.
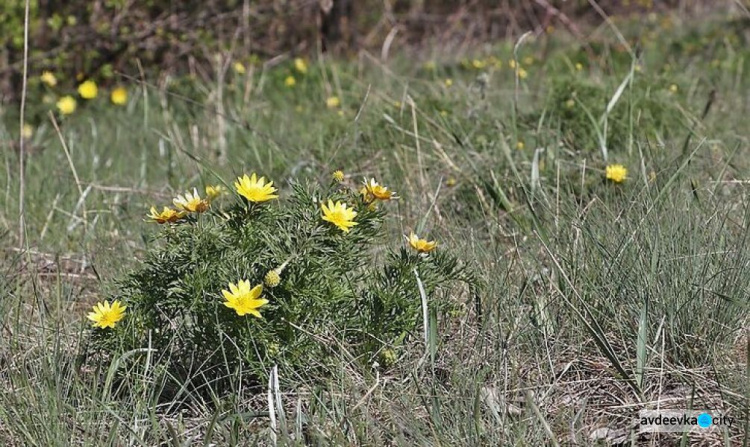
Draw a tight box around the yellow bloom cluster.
[42,74,130,116]
[101,170,437,330]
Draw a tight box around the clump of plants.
[526,71,683,152]
[84,170,473,390]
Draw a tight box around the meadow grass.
[1,13,748,446]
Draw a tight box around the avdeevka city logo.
[696,412,712,428]
[638,410,733,433]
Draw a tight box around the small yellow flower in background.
[408,232,437,253]
[635,64,643,72]
[235,173,278,203]
[444,78,453,87]
[22,124,33,139]
[326,96,341,109]
[669,84,678,94]
[516,141,525,150]
[222,280,268,318]
[446,177,456,187]
[381,348,398,366]
[87,300,127,329]
[284,76,296,87]
[264,269,281,288]
[294,58,308,74]
[565,99,575,108]
[508,59,517,69]
[173,188,210,213]
[57,96,77,115]
[321,199,358,232]
[147,206,186,224]
[233,62,246,74]
[423,61,436,71]
[332,170,345,183]
[393,100,402,108]
[471,59,486,69]
[575,63,584,71]
[546,25,555,34]
[110,86,128,105]
[205,185,226,200]
[78,80,98,99]
[518,68,528,79]
[439,110,448,117]
[362,178,396,201]
[605,164,628,183]
[523,56,534,66]
[40,71,57,87]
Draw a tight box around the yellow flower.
[40,71,57,87]
[284,75,296,87]
[234,173,278,203]
[362,178,396,201]
[326,96,340,109]
[408,232,437,253]
[516,141,525,150]
[381,348,398,366]
[508,59,517,69]
[321,200,358,232]
[173,188,210,213]
[605,164,628,183]
[575,63,584,71]
[233,61,246,74]
[471,59,486,69]
[444,78,453,88]
[78,80,98,99]
[87,300,127,329]
[565,99,576,108]
[293,58,308,74]
[446,177,456,187]
[205,185,226,200]
[423,61,436,71]
[110,86,127,105]
[22,124,33,139]
[56,96,77,115]
[264,269,281,288]
[332,170,345,182]
[221,280,268,318]
[669,84,678,94]
[518,68,528,79]
[523,56,534,66]
[147,206,186,223]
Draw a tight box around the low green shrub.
[84,171,473,392]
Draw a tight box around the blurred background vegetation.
[0,0,735,100]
